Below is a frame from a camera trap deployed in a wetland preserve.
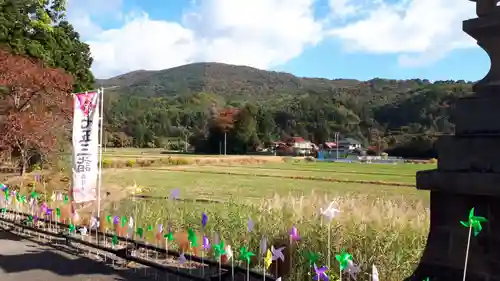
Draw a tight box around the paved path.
[0,229,188,281]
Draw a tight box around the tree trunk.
[19,150,26,176]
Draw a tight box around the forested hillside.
[97,63,474,158]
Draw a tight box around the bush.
[125,159,135,167]
[429,158,437,164]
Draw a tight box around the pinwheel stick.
[463,225,472,281]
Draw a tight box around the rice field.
[99,151,432,281]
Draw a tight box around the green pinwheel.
[1,208,6,215]
[213,240,226,259]
[56,208,61,218]
[423,278,429,281]
[163,231,175,242]
[112,235,119,246]
[30,191,39,199]
[121,216,127,227]
[187,228,198,247]
[20,195,26,204]
[26,215,33,225]
[106,215,112,225]
[239,247,255,264]
[460,207,487,236]
[335,249,352,270]
[69,224,75,233]
[304,251,320,266]
[136,227,144,238]
[64,195,69,203]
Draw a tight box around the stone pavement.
[0,229,190,281]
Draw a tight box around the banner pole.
[97,87,104,218]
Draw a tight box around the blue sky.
[67,0,488,81]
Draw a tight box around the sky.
[66,0,491,81]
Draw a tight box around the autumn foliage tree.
[0,49,73,174]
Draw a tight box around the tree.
[0,0,94,91]
[0,49,73,175]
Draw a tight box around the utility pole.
[335,132,339,160]
[224,131,227,155]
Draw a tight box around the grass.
[102,161,430,281]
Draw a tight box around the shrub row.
[102,157,191,168]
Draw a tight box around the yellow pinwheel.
[264,249,273,269]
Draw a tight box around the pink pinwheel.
[313,264,329,281]
[289,225,300,241]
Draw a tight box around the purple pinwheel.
[158,224,163,233]
[289,225,300,241]
[313,264,329,281]
[0,184,6,192]
[179,253,186,265]
[259,236,268,255]
[113,216,120,225]
[170,189,180,200]
[247,218,254,232]
[203,236,210,250]
[201,212,208,228]
[271,245,285,261]
[46,208,53,216]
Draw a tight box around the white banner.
[72,90,100,203]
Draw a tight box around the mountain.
[97,62,434,105]
[98,62,474,158]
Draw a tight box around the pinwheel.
[26,215,33,225]
[64,195,69,204]
[121,216,127,227]
[213,240,226,259]
[335,250,353,281]
[136,227,144,239]
[335,250,352,270]
[179,253,186,265]
[239,247,255,264]
[68,223,75,234]
[112,235,119,247]
[90,217,98,229]
[106,215,112,225]
[372,265,379,281]
[247,218,254,232]
[79,226,88,236]
[46,208,53,216]
[203,236,210,250]
[305,251,320,266]
[50,192,56,201]
[187,228,198,247]
[164,231,174,241]
[170,189,180,200]
[1,208,6,216]
[56,208,61,219]
[225,245,233,261]
[259,236,268,256]
[460,207,487,236]
[264,249,273,269]
[313,264,329,281]
[289,225,300,241]
[201,213,208,228]
[271,246,285,261]
[345,260,360,280]
[113,216,119,225]
[460,207,488,280]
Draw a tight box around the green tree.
[0,0,94,91]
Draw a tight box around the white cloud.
[327,0,477,66]
[329,0,360,18]
[67,0,323,78]
[67,0,480,78]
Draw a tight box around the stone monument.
[406,1,500,281]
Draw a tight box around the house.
[318,137,363,159]
[337,138,362,151]
[274,137,315,156]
